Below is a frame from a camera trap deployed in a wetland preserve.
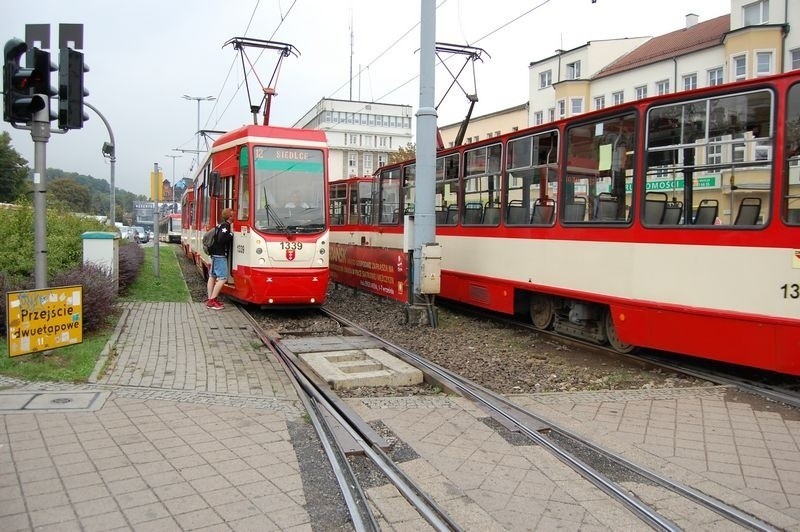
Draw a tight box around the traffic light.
[30,48,57,121]
[58,47,88,130]
[3,38,47,124]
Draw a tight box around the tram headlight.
[256,247,263,254]
[258,257,266,265]
[319,248,325,255]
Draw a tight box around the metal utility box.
[82,231,120,294]
[419,243,441,294]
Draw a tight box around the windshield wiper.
[263,187,289,235]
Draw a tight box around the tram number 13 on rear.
[780,283,799,299]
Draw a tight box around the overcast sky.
[2,0,731,197]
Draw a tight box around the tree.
[389,142,416,164]
[49,179,92,213]
[0,132,30,203]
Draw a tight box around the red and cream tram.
[183,124,329,306]
[330,70,800,375]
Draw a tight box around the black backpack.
[202,225,218,255]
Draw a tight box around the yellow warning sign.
[6,285,83,357]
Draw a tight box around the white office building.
[294,99,413,181]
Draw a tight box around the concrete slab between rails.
[299,348,423,390]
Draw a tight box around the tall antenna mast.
[349,12,354,101]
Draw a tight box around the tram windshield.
[252,146,326,233]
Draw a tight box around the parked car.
[131,226,148,243]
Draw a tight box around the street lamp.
[164,154,182,206]
[182,94,215,168]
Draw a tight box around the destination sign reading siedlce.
[6,285,83,357]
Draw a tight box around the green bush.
[0,203,107,278]
[117,241,144,294]
[0,271,34,337]
[52,263,118,333]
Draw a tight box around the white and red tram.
[183,124,330,306]
[330,71,800,375]
[159,213,182,244]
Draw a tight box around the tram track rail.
[240,306,462,532]
[321,308,782,532]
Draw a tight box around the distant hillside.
[46,168,147,224]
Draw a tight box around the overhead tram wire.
[319,0,553,136]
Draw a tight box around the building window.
[635,85,648,100]
[612,91,624,105]
[733,54,747,80]
[557,99,566,118]
[570,97,583,115]
[656,79,670,95]
[792,49,800,70]
[363,153,373,175]
[756,51,773,76]
[379,137,388,148]
[539,70,552,89]
[534,111,544,125]
[548,108,555,122]
[594,95,605,110]
[708,67,723,86]
[566,60,581,80]
[682,73,697,91]
[348,151,357,176]
[743,0,769,25]
[378,154,387,167]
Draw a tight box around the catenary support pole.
[413,0,437,302]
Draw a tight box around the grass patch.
[121,245,190,302]
[1,244,190,383]
[0,327,115,382]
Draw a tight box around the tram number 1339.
[280,241,303,250]
[780,283,800,299]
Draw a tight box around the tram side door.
[219,173,237,287]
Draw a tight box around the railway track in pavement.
[240,306,462,532]
[318,307,781,532]
[233,299,784,531]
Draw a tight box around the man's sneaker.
[207,299,224,310]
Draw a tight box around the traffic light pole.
[153,162,160,277]
[84,102,115,227]
[31,105,51,288]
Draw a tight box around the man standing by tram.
[206,208,234,310]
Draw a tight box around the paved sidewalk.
[1,302,315,532]
[2,301,799,531]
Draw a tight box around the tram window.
[330,184,347,226]
[785,83,800,225]
[563,114,634,224]
[505,131,558,226]
[435,154,460,225]
[464,144,501,223]
[378,167,401,225]
[237,147,249,220]
[403,164,416,218]
[647,89,773,226]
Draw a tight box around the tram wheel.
[529,294,554,330]
[604,309,635,353]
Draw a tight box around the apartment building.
[528,0,799,125]
[294,99,413,181]
[438,103,529,149]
